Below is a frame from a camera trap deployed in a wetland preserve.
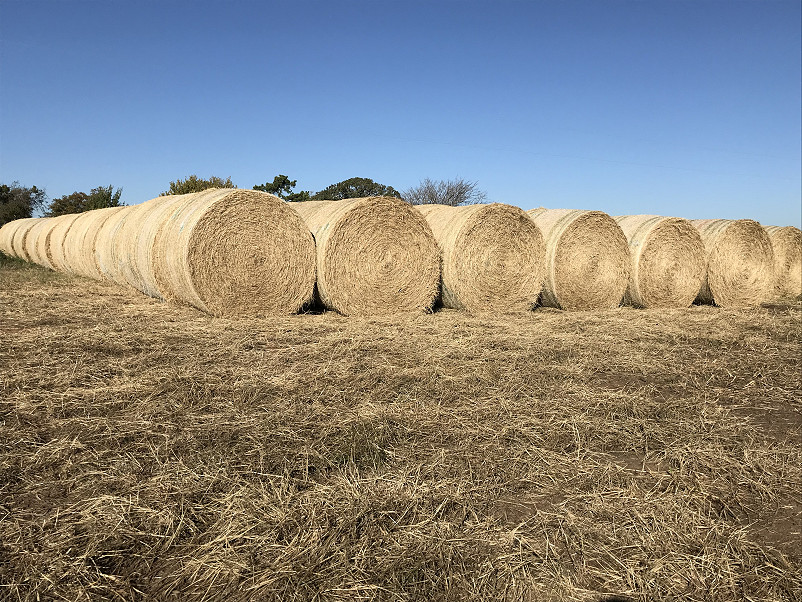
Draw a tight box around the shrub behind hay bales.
[614,215,706,308]
[293,197,440,316]
[764,225,802,298]
[527,208,630,310]
[416,203,545,311]
[151,189,316,315]
[692,219,774,307]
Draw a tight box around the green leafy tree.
[45,186,123,217]
[0,182,47,226]
[161,175,236,196]
[311,177,401,201]
[253,175,311,202]
[402,178,487,206]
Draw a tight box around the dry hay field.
[1,256,800,602]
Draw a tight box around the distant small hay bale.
[692,219,774,307]
[614,215,706,308]
[151,189,316,316]
[293,197,440,316]
[8,218,40,261]
[0,220,18,255]
[23,219,54,268]
[416,203,545,311]
[47,213,85,272]
[764,225,802,298]
[527,208,630,310]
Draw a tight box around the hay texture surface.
[527,208,630,310]
[293,197,440,316]
[8,218,39,261]
[0,219,24,256]
[764,225,802,298]
[94,207,135,285]
[614,215,706,308]
[151,189,316,316]
[46,214,84,272]
[23,219,53,268]
[75,206,128,280]
[692,219,774,307]
[416,203,545,311]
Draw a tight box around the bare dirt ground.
[1,258,800,601]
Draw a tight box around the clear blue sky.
[1,0,800,226]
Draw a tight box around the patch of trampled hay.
[293,197,440,316]
[151,189,316,316]
[692,219,774,307]
[763,225,802,298]
[416,203,545,312]
[527,208,630,310]
[614,215,706,308]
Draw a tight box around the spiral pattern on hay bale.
[691,219,774,307]
[763,225,801,298]
[415,203,545,312]
[527,208,630,310]
[614,215,706,308]
[149,189,316,316]
[292,197,440,316]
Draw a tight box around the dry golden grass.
[1,256,800,602]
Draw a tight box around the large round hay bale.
[292,197,440,316]
[9,218,40,261]
[415,203,545,311]
[35,217,64,271]
[47,214,84,272]
[764,225,802,298]
[73,206,127,280]
[691,219,774,307]
[150,189,316,315]
[94,207,135,285]
[526,208,630,310]
[614,215,706,308]
[23,219,54,268]
[133,191,222,299]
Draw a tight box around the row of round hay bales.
[1,194,798,313]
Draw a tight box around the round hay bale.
[614,215,706,308]
[35,216,66,271]
[94,206,136,285]
[151,189,316,315]
[691,219,774,307]
[526,208,630,310]
[9,218,40,261]
[47,213,84,272]
[73,206,128,280]
[133,190,223,299]
[0,219,22,256]
[61,212,100,274]
[415,203,545,311]
[293,197,440,316]
[764,225,802,298]
[23,219,54,268]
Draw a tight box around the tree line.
[1,175,487,228]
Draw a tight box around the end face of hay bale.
[692,219,774,307]
[293,197,440,316]
[528,208,630,310]
[615,215,706,308]
[417,203,545,312]
[154,189,316,316]
[764,225,802,298]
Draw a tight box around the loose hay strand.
[614,215,706,308]
[527,208,630,310]
[292,197,441,316]
[416,203,545,312]
[691,219,774,307]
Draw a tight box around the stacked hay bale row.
[1,191,799,314]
